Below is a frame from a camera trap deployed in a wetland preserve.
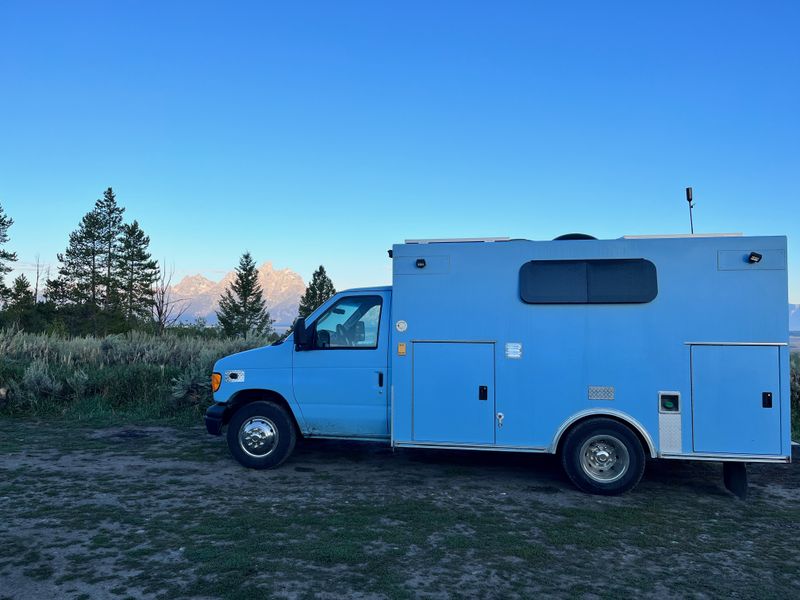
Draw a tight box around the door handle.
[762,392,772,408]
[377,372,384,388]
[478,385,488,401]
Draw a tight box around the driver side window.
[313,295,382,349]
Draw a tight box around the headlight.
[211,372,221,393]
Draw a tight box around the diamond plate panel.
[659,412,682,453]
[224,370,245,383]
[588,385,615,400]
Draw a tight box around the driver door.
[292,292,390,438]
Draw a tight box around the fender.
[550,408,657,458]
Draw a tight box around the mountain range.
[171,262,306,329]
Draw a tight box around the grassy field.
[0,329,270,423]
[1,419,799,599]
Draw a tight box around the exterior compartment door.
[691,345,781,455]
[412,342,495,444]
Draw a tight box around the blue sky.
[1,1,798,300]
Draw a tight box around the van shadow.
[289,438,732,497]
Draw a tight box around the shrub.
[17,359,63,411]
[171,362,212,409]
[0,328,270,421]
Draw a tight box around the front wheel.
[227,401,297,469]
[561,418,645,495]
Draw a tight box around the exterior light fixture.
[748,252,762,264]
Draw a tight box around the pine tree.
[116,220,159,322]
[0,203,17,301]
[95,187,125,308]
[44,188,127,334]
[6,274,35,311]
[298,265,336,318]
[46,209,105,308]
[2,274,40,331]
[216,251,273,338]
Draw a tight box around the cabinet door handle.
[378,372,384,387]
[479,385,488,400]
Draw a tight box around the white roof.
[622,233,743,239]
[403,233,745,244]
[404,237,511,244]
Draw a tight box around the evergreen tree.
[298,265,336,318]
[6,274,35,311]
[1,274,45,331]
[44,188,127,334]
[46,209,104,308]
[116,220,159,322]
[0,203,17,301]
[95,187,125,307]
[216,251,273,338]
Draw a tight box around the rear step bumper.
[205,404,227,436]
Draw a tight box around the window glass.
[587,259,657,303]
[519,259,657,304]
[313,295,382,349]
[519,260,587,303]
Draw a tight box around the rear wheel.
[227,401,297,469]
[561,418,645,495]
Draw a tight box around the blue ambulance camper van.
[205,234,791,495]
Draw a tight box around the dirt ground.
[1,420,799,599]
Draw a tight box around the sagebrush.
[0,328,270,421]
[0,328,797,436]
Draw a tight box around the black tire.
[561,418,646,495]
[226,401,297,469]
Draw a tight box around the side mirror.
[294,317,311,350]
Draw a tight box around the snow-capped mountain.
[171,262,305,329]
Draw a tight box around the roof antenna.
[686,187,695,235]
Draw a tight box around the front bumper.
[205,403,227,435]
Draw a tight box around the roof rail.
[404,237,511,244]
[622,233,743,239]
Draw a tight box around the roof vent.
[553,233,597,241]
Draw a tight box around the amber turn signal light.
[211,372,222,393]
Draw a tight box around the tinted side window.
[587,259,657,303]
[519,259,657,304]
[519,260,587,303]
[313,295,383,349]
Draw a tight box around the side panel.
[691,345,781,455]
[412,342,495,444]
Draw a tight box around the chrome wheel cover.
[579,434,630,483]
[238,417,279,458]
